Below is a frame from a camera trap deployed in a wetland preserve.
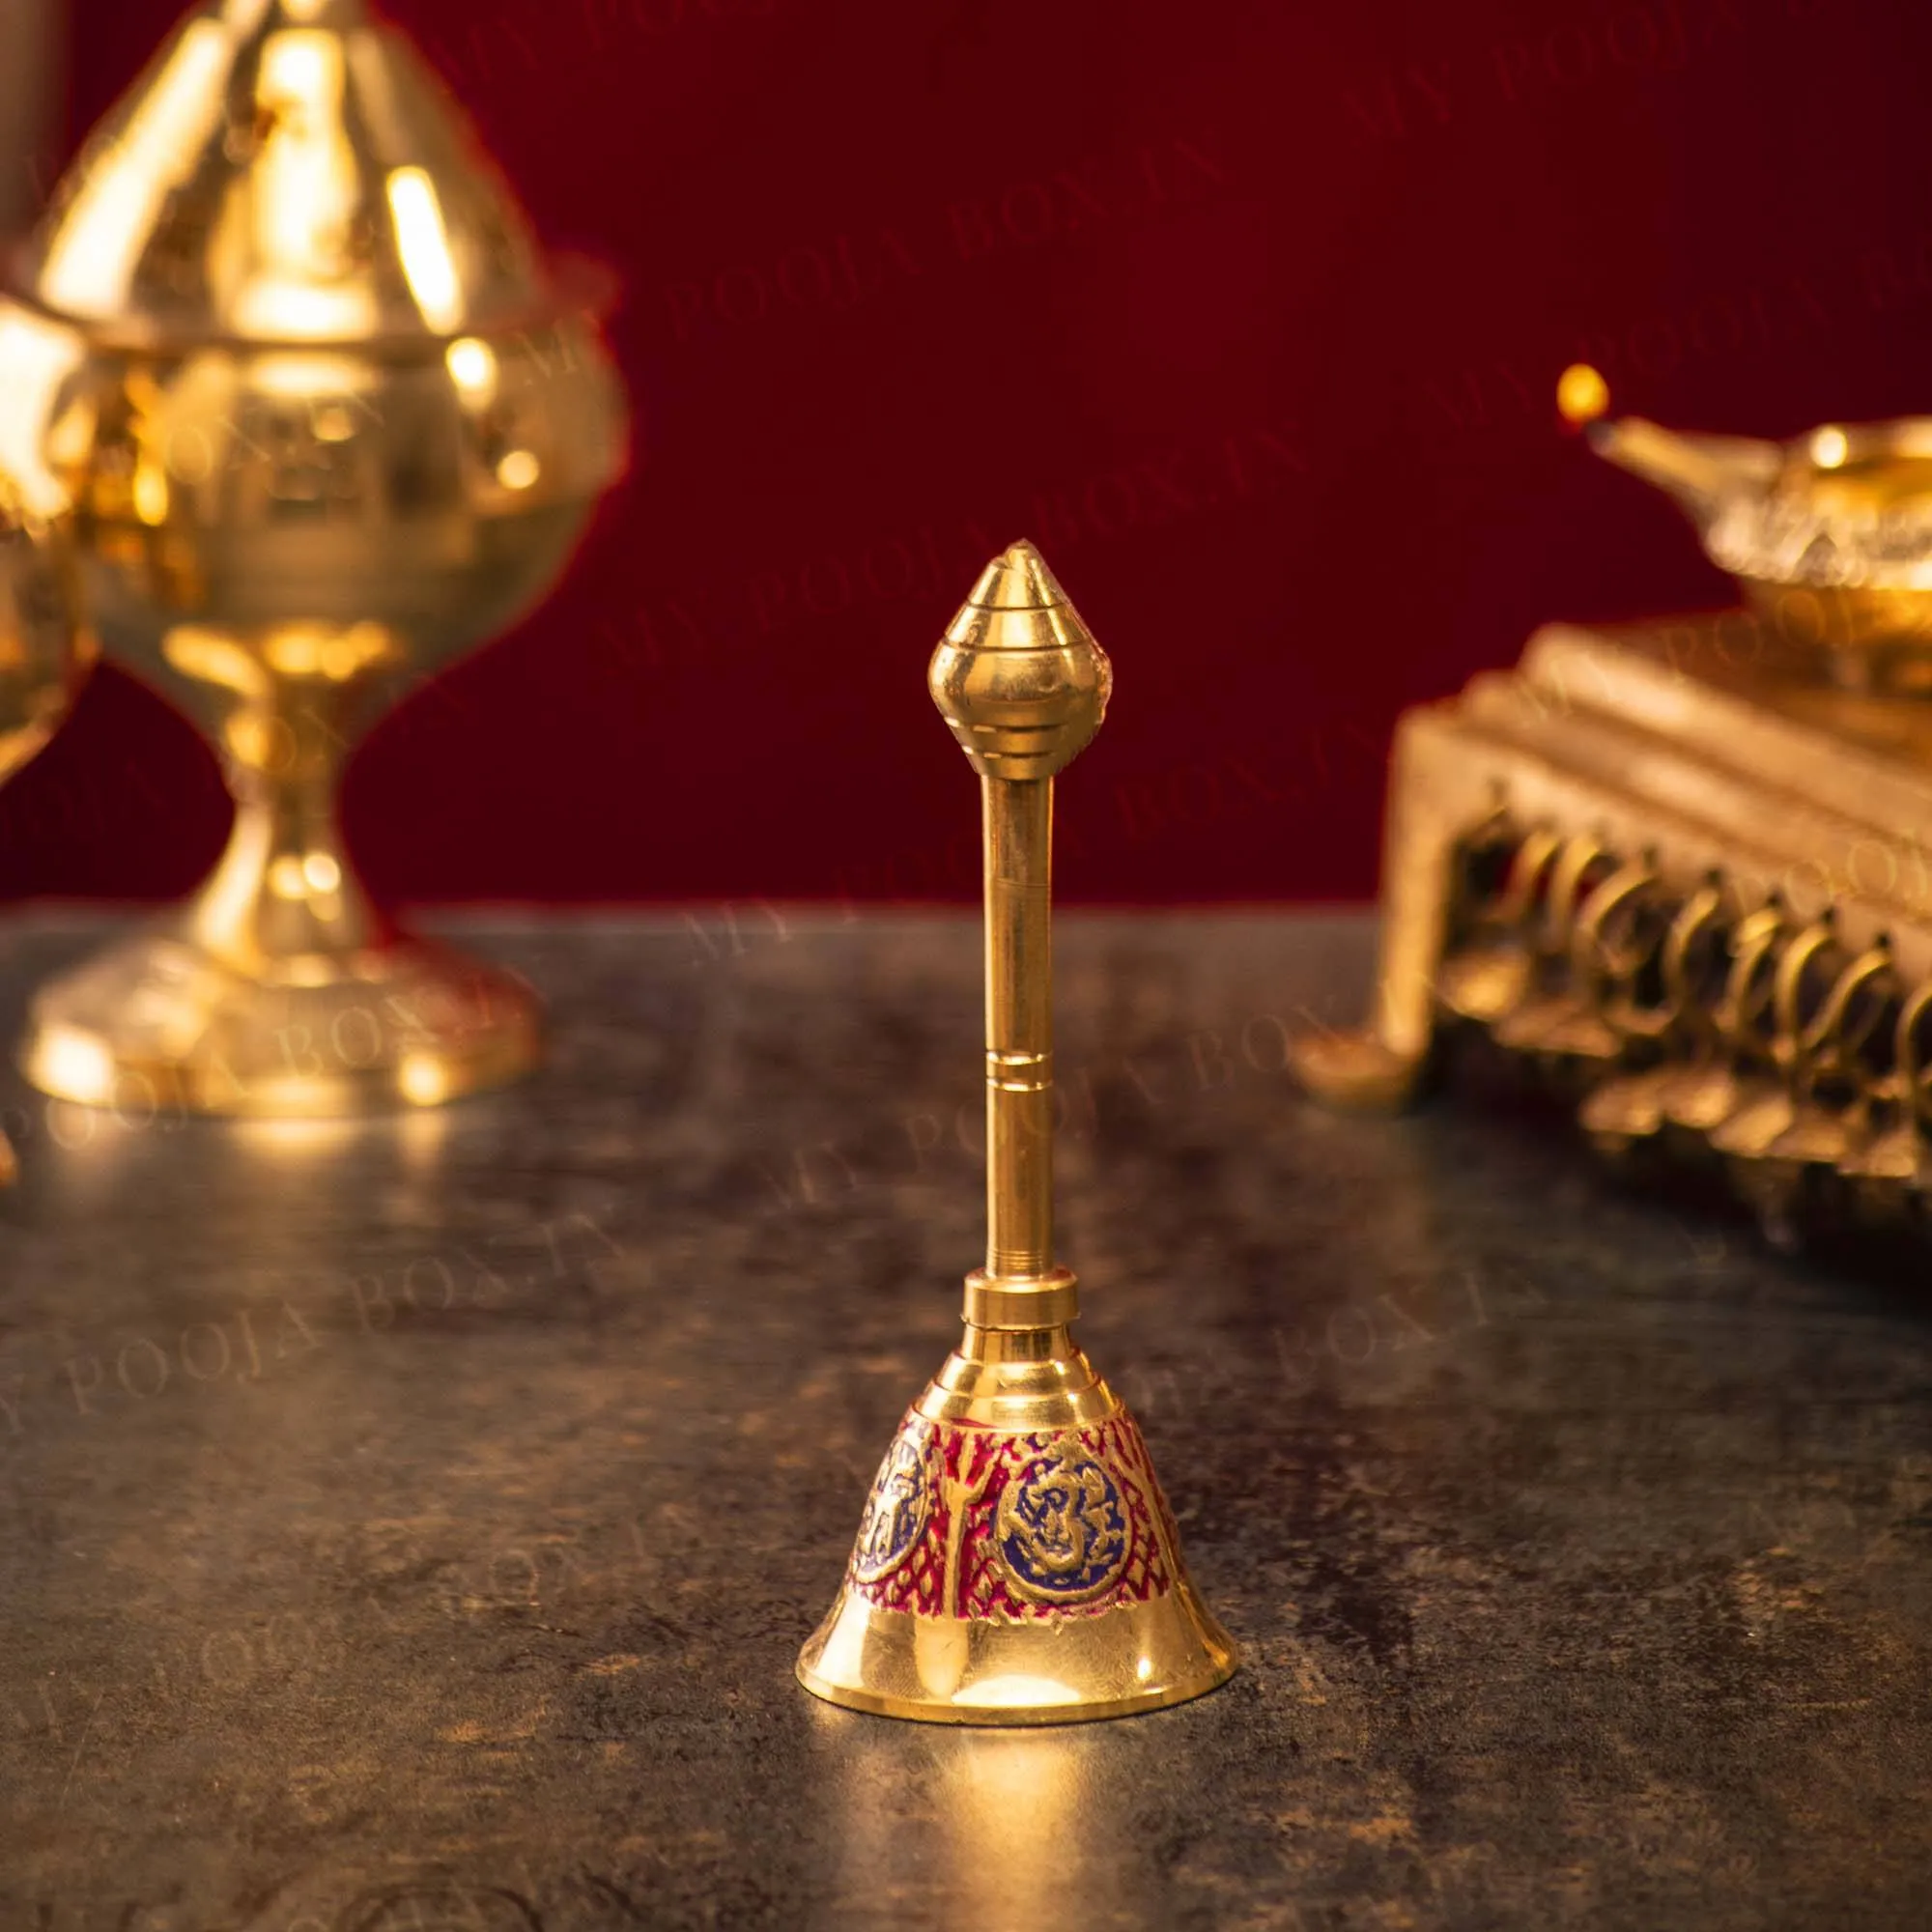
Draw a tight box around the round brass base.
[797,1582,1236,1726]
[19,925,539,1117]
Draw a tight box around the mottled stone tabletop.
[0,911,1927,1932]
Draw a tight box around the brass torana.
[797,540,1236,1723]
[0,0,627,1116]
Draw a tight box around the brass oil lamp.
[0,0,627,1116]
[1299,373,1932,1243]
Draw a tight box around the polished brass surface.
[0,491,88,787]
[1577,374,1932,690]
[0,478,94,1178]
[1,0,626,1115]
[1295,610,1932,1243]
[798,543,1236,1724]
[1303,378,1932,1243]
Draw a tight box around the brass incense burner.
[0,477,92,1179]
[798,542,1236,1723]
[0,490,88,799]
[1299,378,1932,1244]
[0,0,626,1116]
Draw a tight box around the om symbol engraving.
[850,1423,933,1583]
[994,1444,1132,1605]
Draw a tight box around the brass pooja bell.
[1299,372,1932,1242]
[797,541,1236,1723]
[0,475,93,1180]
[0,0,626,1116]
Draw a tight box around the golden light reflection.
[263,619,395,681]
[1556,361,1611,428]
[238,1115,364,1153]
[222,713,285,771]
[193,780,276,944]
[264,847,346,917]
[387,165,464,334]
[33,1026,116,1106]
[40,20,230,319]
[939,1729,1096,1927]
[952,1673,1082,1709]
[396,1103,453,1167]
[132,460,170,526]
[398,1054,452,1106]
[1810,425,1850,469]
[0,308,88,519]
[495,449,540,491]
[806,1696,1107,1928]
[246,350,365,402]
[234,30,370,338]
[445,335,497,404]
[164,624,268,697]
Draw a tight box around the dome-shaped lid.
[11,0,589,349]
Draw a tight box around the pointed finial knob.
[928,539,1112,781]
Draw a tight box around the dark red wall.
[7,0,1931,906]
